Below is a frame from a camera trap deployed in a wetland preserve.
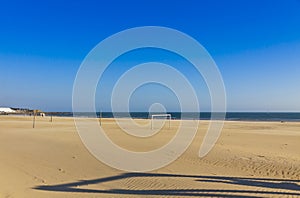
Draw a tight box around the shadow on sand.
[34,172,300,197]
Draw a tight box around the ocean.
[45,112,300,122]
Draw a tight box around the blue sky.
[0,0,300,112]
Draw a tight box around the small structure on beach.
[35,110,45,117]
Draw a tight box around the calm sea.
[46,112,300,122]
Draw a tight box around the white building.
[0,107,16,113]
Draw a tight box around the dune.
[0,115,299,197]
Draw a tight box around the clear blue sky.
[0,0,300,112]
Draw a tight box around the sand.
[0,115,300,197]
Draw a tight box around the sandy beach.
[0,115,300,197]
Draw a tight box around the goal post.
[151,114,171,129]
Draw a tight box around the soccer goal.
[151,114,171,129]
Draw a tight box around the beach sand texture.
[0,116,300,197]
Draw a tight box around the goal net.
[151,114,171,129]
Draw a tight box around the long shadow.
[34,172,300,197]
